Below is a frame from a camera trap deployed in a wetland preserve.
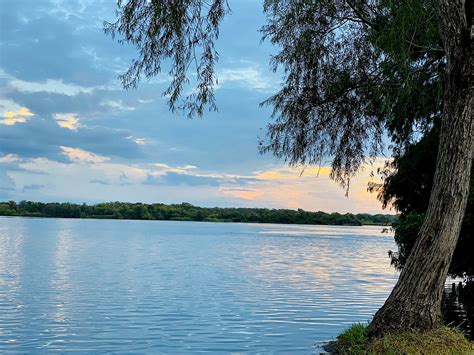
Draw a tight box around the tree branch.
[345,0,379,30]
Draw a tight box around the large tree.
[105,0,473,335]
[367,0,472,334]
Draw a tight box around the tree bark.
[368,0,473,336]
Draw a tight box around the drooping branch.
[104,0,229,118]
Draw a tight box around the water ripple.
[0,217,398,353]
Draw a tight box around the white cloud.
[126,136,151,146]
[138,98,154,104]
[218,66,277,91]
[101,100,136,112]
[152,162,198,174]
[9,78,93,96]
[0,98,23,114]
[0,154,20,163]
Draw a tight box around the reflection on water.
[443,281,474,340]
[0,217,398,353]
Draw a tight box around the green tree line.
[0,200,396,226]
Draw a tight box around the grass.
[325,324,474,354]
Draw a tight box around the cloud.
[8,78,93,96]
[0,116,145,161]
[0,1,117,86]
[220,187,265,200]
[218,66,277,92]
[22,184,46,192]
[0,154,20,164]
[0,98,23,114]
[60,146,110,164]
[4,153,391,213]
[152,163,198,174]
[145,163,262,187]
[162,172,221,186]
[90,179,111,185]
[0,170,15,192]
[213,162,391,213]
[53,113,81,130]
[132,138,148,145]
[142,174,162,186]
[143,172,220,186]
[0,107,35,126]
[254,166,333,181]
[101,100,136,113]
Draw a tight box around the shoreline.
[0,214,394,227]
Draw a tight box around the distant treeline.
[0,201,397,226]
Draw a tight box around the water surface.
[0,217,398,353]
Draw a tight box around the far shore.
[0,200,397,227]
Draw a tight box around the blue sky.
[0,0,392,213]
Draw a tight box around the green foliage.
[327,324,473,354]
[370,0,444,145]
[326,323,368,354]
[376,122,440,213]
[390,213,424,269]
[0,200,397,226]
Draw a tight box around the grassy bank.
[325,324,474,354]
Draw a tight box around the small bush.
[325,324,368,354]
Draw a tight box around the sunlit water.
[0,217,398,353]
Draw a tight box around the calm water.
[0,217,398,353]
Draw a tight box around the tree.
[105,0,473,334]
[367,0,472,334]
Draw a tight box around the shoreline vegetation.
[0,200,397,226]
[325,324,474,354]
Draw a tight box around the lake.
[0,217,398,353]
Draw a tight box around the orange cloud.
[221,188,265,200]
[254,166,333,181]
[60,146,110,164]
[216,160,393,213]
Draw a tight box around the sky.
[0,0,394,214]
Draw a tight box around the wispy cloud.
[22,184,46,192]
[9,78,94,96]
[152,163,198,174]
[101,99,136,113]
[220,187,265,200]
[126,136,151,146]
[60,146,110,164]
[90,179,111,185]
[0,154,20,164]
[218,65,277,92]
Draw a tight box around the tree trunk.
[368,0,473,336]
